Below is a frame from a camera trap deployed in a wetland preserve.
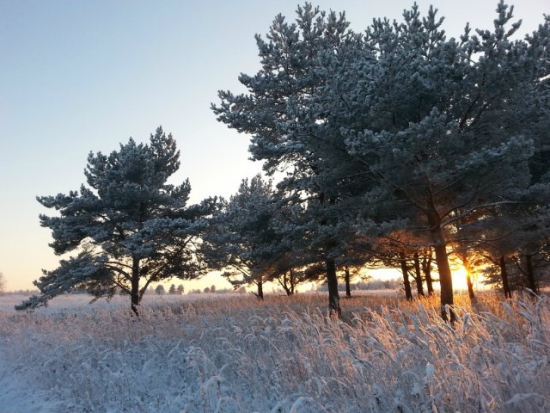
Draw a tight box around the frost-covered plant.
[2,292,549,412]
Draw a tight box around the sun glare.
[451,264,488,291]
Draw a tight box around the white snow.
[0,347,68,412]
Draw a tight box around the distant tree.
[177,284,184,295]
[210,284,216,293]
[0,272,5,294]
[16,127,216,315]
[203,287,210,293]
[168,284,177,295]
[270,263,325,296]
[155,285,166,296]
[382,280,394,290]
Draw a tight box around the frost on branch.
[16,254,111,310]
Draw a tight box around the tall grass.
[0,292,548,412]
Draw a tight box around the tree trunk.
[344,266,351,298]
[400,254,413,301]
[284,270,295,296]
[326,258,341,317]
[131,257,141,316]
[466,271,476,301]
[463,259,476,302]
[323,195,340,317]
[413,253,425,297]
[423,253,435,295]
[257,277,264,300]
[499,255,512,299]
[430,225,456,323]
[525,253,538,294]
[280,271,295,296]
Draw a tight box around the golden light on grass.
[1,291,547,411]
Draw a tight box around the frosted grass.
[0,292,548,412]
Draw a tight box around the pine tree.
[17,127,216,315]
[202,174,287,300]
[212,4,364,316]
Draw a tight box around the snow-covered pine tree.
[201,174,288,299]
[17,127,216,315]
[214,2,550,321]
[299,2,549,321]
[212,4,368,316]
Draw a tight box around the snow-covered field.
[0,292,548,412]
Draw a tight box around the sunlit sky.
[1,1,548,292]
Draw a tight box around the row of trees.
[155,284,185,295]
[211,1,550,320]
[17,3,550,321]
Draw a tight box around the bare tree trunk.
[257,277,264,300]
[413,253,425,297]
[499,255,512,298]
[400,254,413,301]
[466,271,476,301]
[131,256,141,317]
[322,195,340,317]
[326,258,341,317]
[279,271,295,296]
[430,226,456,323]
[525,253,538,294]
[422,253,435,295]
[344,266,351,298]
[426,194,455,322]
[286,270,296,296]
[462,258,476,303]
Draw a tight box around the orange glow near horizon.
[451,264,488,291]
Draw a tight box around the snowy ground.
[0,292,548,412]
[0,293,238,413]
[0,356,74,413]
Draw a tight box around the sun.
[451,264,488,291]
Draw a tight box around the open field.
[0,292,549,412]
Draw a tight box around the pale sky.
[1,0,548,292]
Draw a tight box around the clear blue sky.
[1,0,547,292]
